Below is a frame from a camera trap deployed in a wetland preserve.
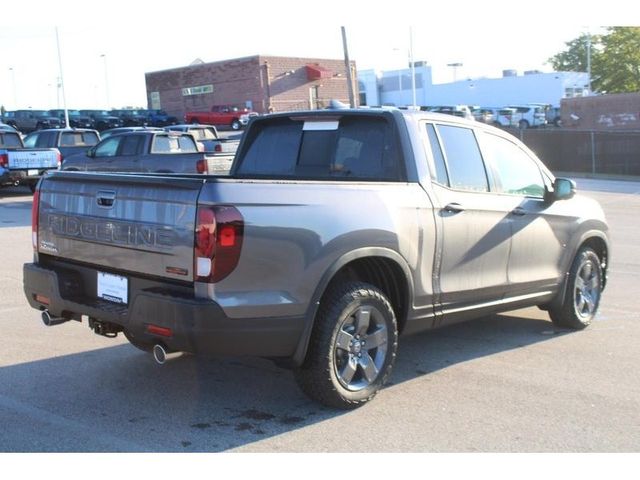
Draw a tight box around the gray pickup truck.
[23,109,609,408]
[61,130,232,175]
[1,129,60,192]
[23,128,100,162]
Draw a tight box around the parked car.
[100,126,163,140]
[470,107,494,124]
[185,105,258,130]
[1,128,60,192]
[61,130,229,174]
[79,110,123,131]
[490,107,519,128]
[110,109,148,127]
[25,109,609,408]
[23,128,100,161]
[4,110,62,133]
[144,109,179,127]
[165,124,239,153]
[48,109,94,129]
[506,105,548,129]
[422,105,474,121]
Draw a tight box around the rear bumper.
[1,167,46,186]
[23,262,305,358]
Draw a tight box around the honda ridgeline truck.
[23,109,609,408]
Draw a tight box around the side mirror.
[551,177,576,201]
[87,147,96,158]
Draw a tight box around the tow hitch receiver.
[89,317,122,338]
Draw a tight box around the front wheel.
[231,119,241,130]
[519,119,529,129]
[549,247,603,329]
[294,282,398,409]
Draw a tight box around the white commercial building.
[358,63,590,108]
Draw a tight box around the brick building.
[145,55,357,119]
[561,92,640,130]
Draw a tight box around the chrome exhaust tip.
[41,310,68,327]
[152,344,181,365]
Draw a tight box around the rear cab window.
[152,134,197,154]
[235,114,404,181]
[0,132,22,148]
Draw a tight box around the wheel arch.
[291,248,414,366]
[548,230,610,311]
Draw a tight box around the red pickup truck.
[185,105,257,130]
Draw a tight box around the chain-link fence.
[507,128,640,176]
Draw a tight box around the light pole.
[101,54,110,109]
[8,67,17,108]
[447,62,463,82]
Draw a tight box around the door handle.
[96,190,116,208]
[444,202,465,213]
[511,207,527,216]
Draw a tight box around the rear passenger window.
[436,125,488,192]
[120,135,143,156]
[425,124,449,185]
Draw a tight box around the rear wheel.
[294,282,398,409]
[519,119,529,129]
[549,247,603,329]
[191,118,200,125]
[231,119,241,130]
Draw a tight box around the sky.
[0,0,635,111]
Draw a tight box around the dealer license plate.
[97,272,128,305]
[28,169,39,176]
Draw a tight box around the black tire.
[294,282,398,409]
[231,119,241,130]
[549,247,603,330]
[519,119,529,129]
[123,330,154,352]
[28,181,37,194]
[191,118,200,125]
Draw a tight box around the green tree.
[595,27,640,93]
[548,33,602,73]
[548,27,640,94]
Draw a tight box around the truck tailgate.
[37,172,205,282]
[8,149,59,169]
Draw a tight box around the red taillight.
[56,151,62,168]
[196,158,208,174]
[0,153,8,168]
[32,189,40,251]
[214,144,222,153]
[146,324,173,338]
[194,206,243,283]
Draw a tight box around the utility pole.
[341,26,356,108]
[410,27,416,107]
[586,32,592,95]
[55,27,69,129]
[101,54,111,109]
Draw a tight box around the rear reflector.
[0,153,8,168]
[146,324,173,338]
[34,294,50,305]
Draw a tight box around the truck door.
[477,131,569,297]
[423,122,511,326]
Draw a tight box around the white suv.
[507,105,548,129]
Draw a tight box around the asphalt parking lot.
[0,177,638,452]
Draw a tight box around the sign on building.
[182,85,214,96]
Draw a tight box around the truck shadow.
[0,311,567,452]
